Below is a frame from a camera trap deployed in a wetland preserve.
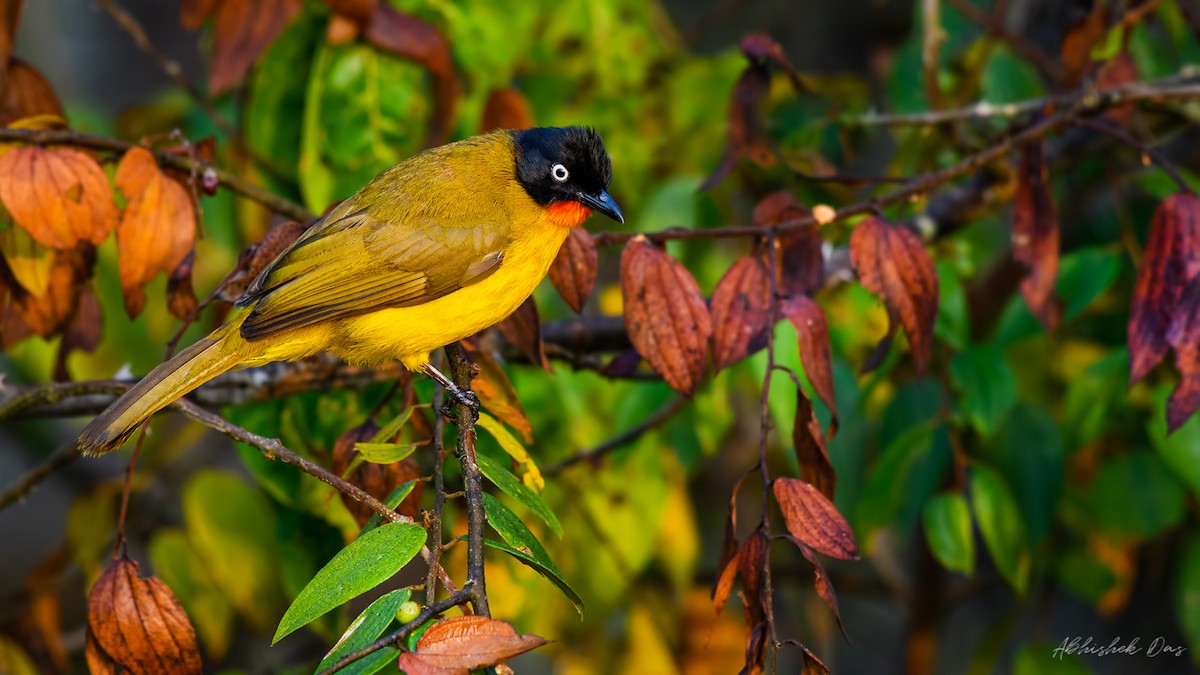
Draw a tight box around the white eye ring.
[551,163,569,182]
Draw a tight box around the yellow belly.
[328,222,569,369]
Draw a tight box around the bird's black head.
[512,126,623,224]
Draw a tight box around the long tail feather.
[77,333,246,456]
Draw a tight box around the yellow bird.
[78,127,622,456]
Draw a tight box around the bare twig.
[1072,118,1195,195]
[944,0,1064,81]
[425,384,447,606]
[0,444,77,510]
[445,343,489,617]
[315,587,474,675]
[0,127,313,222]
[543,396,687,475]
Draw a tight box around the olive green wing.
[237,207,510,340]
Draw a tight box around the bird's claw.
[440,385,480,423]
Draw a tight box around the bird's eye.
[551,163,569,182]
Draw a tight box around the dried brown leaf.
[204,0,301,95]
[86,557,201,675]
[320,0,377,23]
[753,191,824,297]
[548,227,598,313]
[621,236,713,395]
[773,477,859,560]
[0,0,22,69]
[737,529,768,627]
[166,251,197,321]
[468,346,533,443]
[480,88,533,132]
[2,58,64,125]
[711,256,770,371]
[1061,2,1109,84]
[700,60,772,191]
[1012,139,1062,329]
[56,284,101,380]
[713,555,738,615]
[780,295,837,429]
[740,33,808,95]
[1128,194,1200,387]
[396,615,547,675]
[0,146,117,249]
[179,0,218,30]
[849,216,938,372]
[789,388,835,501]
[496,296,552,373]
[216,219,307,303]
[331,420,424,525]
[14,243,91,338]
[115,147,197,319]
[364,4,459,146]
[1096,52,1138,125]
[1166,277,1200,432]
[784,535,847,640]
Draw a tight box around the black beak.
[578,189,624,224]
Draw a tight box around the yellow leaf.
[477,412,544,493]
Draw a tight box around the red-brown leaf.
[699,60,772,191]
[467,345,533,443]
[784,535,847,639]
[0,146,117,249]
[1012,139,1062,329]
[740,33,808,95]
[167,251,197,321]
[331,420,424,525]
[320,0,377,23]
[621,235,713,395]
[712,555,738,616]
[710,256,770,371]
[396,615,547,675]
[548,227,598,313]
[737,528,768,626]
[1166,277,1200,432]
[789,388,835,501]
[204,0,301,95]
[56,284,102,380]
[780,295,837,428]
[1060,2,1109,84]
[215,219,307,303]
[115,147,197,319]
[849,216,938,372]
[0,0,22,68]
[179,0,218,29]
[1096,52,1138,125]
[364,4,459,146]
[480,87,533,132]
[86,557,201,675]
[773,477,859,560]
[2,58,64,125]
[496,295,552,372]
[1128,194,1200,386]
[753,191,824,297]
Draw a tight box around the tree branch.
[445,343,489,617]
[0,127,314,222]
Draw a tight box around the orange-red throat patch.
[547,201,593,228]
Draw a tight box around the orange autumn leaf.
[115,147,196,319]
[396,615,547,675]
[0,146,117,249]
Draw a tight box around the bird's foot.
[439,384,480,423]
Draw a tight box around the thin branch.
[1072,117,1194,195]
[543,396,687,475]
[315,587,474,675]
[0,127,313,222]
[0,444,77,510]
[425,384,447,606]
[944,0,1064,81]
[842,69,1200,127]
[445,343,489,617]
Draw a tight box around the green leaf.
[992,247,1121,347]
[477,412,543,492]
[183,470,282,631]
[950,345,1016,436]
[1150,385,1200,495]
[476,453,562,537]
[274,522,426,643]
[1176,535,1200,661]
[970,466,1029,594]
[360,480,418,535]
[481,493,560,576]
[480,538,584,615]
[1055,550,1118,604]
[923,493,974,574]
[352,442,418,464]
[989,405,1063,543]
[855,424,940,536]
[1064,349,1129,450]
[1090,453,1185,539]
[370,407,416,444]
[316,588,411,674]
[935,262,968,350]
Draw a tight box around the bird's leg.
[421,362,480,421]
